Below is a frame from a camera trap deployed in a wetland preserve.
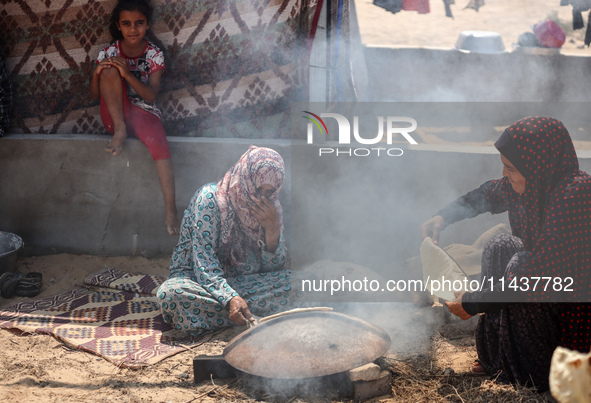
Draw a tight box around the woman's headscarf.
[494,117,579,251]
[216,145,285,266]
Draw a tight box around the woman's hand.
[249,195,280,252]
[421,215,445,245]
[249,195,279,232]
[228,296,254,326]
[444,291,473,320]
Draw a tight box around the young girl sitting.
[90,0,180,235]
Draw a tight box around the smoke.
[290,102,511,269]
[362,47,591,103]
[285,99,587,359]
[340,302,445,355]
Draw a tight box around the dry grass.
[375,326,554,403]
[383,355,548,403]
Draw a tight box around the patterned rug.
[1,0,320,138]
[0,267,203,368]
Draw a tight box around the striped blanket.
[0,268,204,368]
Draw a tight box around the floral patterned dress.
[157,183,307,336]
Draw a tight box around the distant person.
[157,146,307,336]
[0,54,13,137]
[421,117,591,391]
[90,0,179,235]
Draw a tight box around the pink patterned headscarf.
[216,145,285,266]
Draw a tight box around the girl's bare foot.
[166,211,180,236]
[105,128,127,156]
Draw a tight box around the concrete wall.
[0,135,292,257]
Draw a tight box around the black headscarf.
[494,130,528,176]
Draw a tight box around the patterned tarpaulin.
[0,0,320,138]
[0,268,204,368]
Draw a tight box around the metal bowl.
[454,31,507,54]
[0,232,23,274]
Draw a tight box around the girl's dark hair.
[109,0,154,40]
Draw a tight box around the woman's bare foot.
[105,127,127,156]
[166,211,180,236]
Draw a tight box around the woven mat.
[0,267,202,368]
[1,0,320,138]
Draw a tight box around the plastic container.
[454,31,507,54]
[0,232,23,274]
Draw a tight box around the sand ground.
[355,0,591,56]
[1,1,583,401]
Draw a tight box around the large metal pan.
[223,309,391,379]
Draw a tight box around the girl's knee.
[100,66,123,81]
